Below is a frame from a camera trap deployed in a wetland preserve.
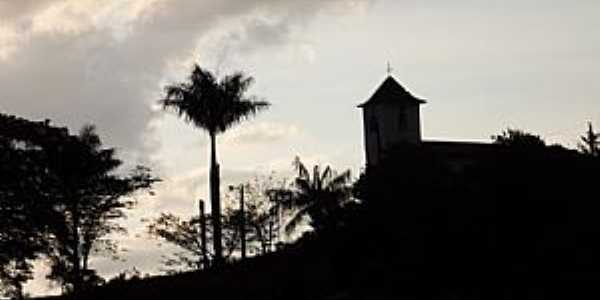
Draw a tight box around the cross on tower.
[386,62,393,75]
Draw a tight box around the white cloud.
[223,122,302,146]
[0,0,374,163]
[0,26,20,59]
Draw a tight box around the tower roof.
[358,76,426,108]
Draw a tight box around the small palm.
[286,157,352,234]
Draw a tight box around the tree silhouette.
[0,143,42,300]
[492,128,546,149]
[44,125,157,296]
[147,213,240,273]
[227,176,288,255]
[265,185,294,247]
[286,157,353,235]
[0,115,157,297]
[579,122,599,157]
[0,115,69,299]
[147,177,284,272]
[159,65,270,266]
[147,212,246,273]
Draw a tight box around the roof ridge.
[358,76,426,107]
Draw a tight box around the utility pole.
[239,185,246,261]
[199,199,209,269]
[268,220,274,253]
[231,184,247,261]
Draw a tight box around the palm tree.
[579,122,599,157]
[160,65,270,266]
[285,157,352,235]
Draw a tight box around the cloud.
[146,166,272,214]
[0,0,373,165]
[0,0,375,295]
[223,122,302,146]
[0,0,56,21]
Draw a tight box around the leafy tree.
[0,258,34,300]
[238,192,276,255]
[43,125,158,295]
[0,145,35,299]
[159,65,269,265]
[0,116,156,297]
[147,213,207,272]
[264,185,294,247]
[286,157,353,235]
[579,122,599,157]
[227,176,290,255]
[147,176,286,272]
[492,128,546,149]
[103,268,144,287]
[147,212,241,273]
[0,115,67,299]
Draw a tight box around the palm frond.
[328,170,351,190]
[320,166,332,187]
[313,165,321,190]
[216,99,270,134]
[284,205,311,235]
[294,178,312,196]
[220,72,254,99]
[158,64,270,135]
[293,156,309,179]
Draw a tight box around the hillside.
[35,144,600,300]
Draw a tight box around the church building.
[359,76,501,169]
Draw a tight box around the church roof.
[358,76,426,108]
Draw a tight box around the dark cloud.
[0,0,373,164]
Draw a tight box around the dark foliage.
[146,176,286,273]
[492,128,547,150]
[348,139,599,298]
[0,114,158,297]
[0,114,71,298]
[31,128,600,300]
[579,122,599,157]
[42,125,158,295]
[146,212,242,273]
[285,157,354,235]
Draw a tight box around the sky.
[1,0,599,296]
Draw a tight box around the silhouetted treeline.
[343,135,600,298]
[31,126,600,300]
[0,113,158,299]
[144,159,353,274]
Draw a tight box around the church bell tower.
[358,76,426,167]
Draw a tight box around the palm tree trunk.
[239,185,246,261]
[199,200,209,269]
[71,205,82,298]
[209,132,223,266]
[82,247,89,275]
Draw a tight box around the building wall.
[362,105,379,166]
[363,102,422,166]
